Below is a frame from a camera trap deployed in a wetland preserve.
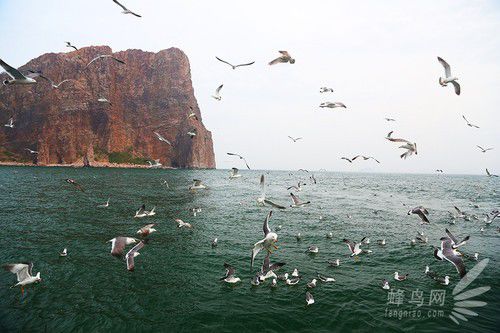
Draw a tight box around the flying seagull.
[462,115,479,128]
[319,87,334,93]
[108,237,138,256]
[126,240,148,271]
[258,253,285,282]
[0,59,37,85]
[257,175,286,209]
[220,263,240,283]
[134,204,156,218]
[434,237,466,278]
[153,132,172,146]
[288,136,302,142]
[268,51,295,65]
[65,178,84,192]
[476,145,493,153]
[385,131,410,143]
[211,238,218,247]
[85,55,126,68]
[187,128,197,138]
[25,148,38,154]
[385,118,396,122]
[229,167,242,179]
[319,102,346,108]
[65,42,78,51]
[289,193,310,208]
[4,117,14,128]
[97,97,112,105]
[407,206,430,224]
[352,155,380,163]
[175,219,193,228]
[147,160,162,169]
[212,84,223,101]
[341,157,354,163]
[287,181,305,192]
[251,211,278,268]
[215,57,255,70]
[437,56,460,95]
[3,263,41,294]
[343,237,371,256]
[445,228,469,249]
[227,152,250,169]
[137,224,157,237]
[486,168,498,177]
[112,0,142,17]
[399,142,418,159]
[97,198,110,208]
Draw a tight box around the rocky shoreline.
[0,161,181,169]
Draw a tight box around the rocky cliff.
[0,46,215,168]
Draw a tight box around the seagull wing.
[279,51,291,57]
[437,57,451,77]
[264,199,286,210]
[451,81,460,95]
[3,263,32,281]
[343,239,355,253]
[268,57,285,65]
[416,210,430,223]
[263,211,272,236]
[215,57,234,68]
[442,242,467,278]
[126,241,146,271]
[234,61,255,68]
[215,84,223,94]
[290,193,301,205]
[242,158,251,170]
[251,241,264,268]
[110,237,126,256]
[260,174,265,198]
[445,228,459,244]
[113,0,128,11]
[0,59,27,80]
[476,145,484,151]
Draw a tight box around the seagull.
[341,157,354,163]
[306,245,319,254]
[290,193,310,208]
[385,131,409,143]
[212,84,223,100]
[251,211,278,268]
[484,212,499,224]
[154,132,172,146]
[287,181,305,192]
[399,142,418,159]
[108,237,138,256]
[25,148,38,154]
[229,167,242,179]
[416,231,429,244]
[220,263,240,283]
[382,279,390,290]
[296,233,302,241]
[384,118,396,122]
[352,155,380,163]
[343,237,371,256]
[60,248,67,257]
[4,117,14,128]
[291,269,300,277]
[377,239,386,246]
[407,206,430,224]
[97,198,110,208]
[65,178,84,192]
[137,224,157,237]
[187,128,197,138]
[175,219,193,228]
[258,253,285,282]
[65,42,78,51]
[328,259,340,267]
[147,159,162,169]
[189,179,207,190]
[486,168,498,177]
[134,204,156,218]
[85,55,126,69]
[187,106,198,121]
[97,97,112,105]
[424,266,450,285]
[112,0,142,17]
[126,240,148,271]
[394,272,409,281]
[0,59,37,85]
[319,102,346,108]
[445,229,470,249]
[305,292,314,305]
[436,169,444,173]
[326,232,333,239]
[36,74,74,89]
[476,145,493,153]
[319,87,334,93]
[317,273,335,283]
[434,237,467,278]
[286,277,301,286]
[3,263,41,294]
[215,57,255,70]
[310,174,317,184]
[437,56,460,95]
[268,51,295,65]
[211,238,218,247]
[270,278,277,287]
[288,136,303,142]
[462,115,479,128]
[307,279,317,288]
[452,206,468,219]
[227,152,250,169]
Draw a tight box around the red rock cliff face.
[0,46,216,168]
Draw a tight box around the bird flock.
[1,1,498,311]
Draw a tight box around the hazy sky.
[1,1,499,174]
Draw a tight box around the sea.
[0,166,498,332]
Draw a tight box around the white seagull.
[290,193,310,208]
[112,0,142,17]
[215,57,255,69]
[486,168,498,177]
[97,198,110,208]
[434,237,467,278]
[4,117,14,128]
[85,55,126,69]
[407,206,430,224]
[137,224,157,237]
[0,59,37,85]
[343,237,371,256]
[212,84,223,100]
[476,145,493,153]
[3,263,41,294]
[462,115,479,128]
[251,211,278,268]
[305,292,314,305]
[394,272,409,281]
[175,219,193,228]
[319,87,334,93]
[288,136,303,142]
[220,263,240,283]
[126,240,147,271]
[108,237,138,256]
[60,248,68,257]
[147,159,162,169]
[134,204,156,218]
[154,132,172,145]
[227,152,250,169]
[382,279,390,290]
[25,148,38,154]
[437,56,460,95]
[229,167,242,179]
[189,179,207,190]
[319,102,346,109]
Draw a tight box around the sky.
[1,0,499,174]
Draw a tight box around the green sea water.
[0,166,498,332]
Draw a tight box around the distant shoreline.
[0,161,180,170]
